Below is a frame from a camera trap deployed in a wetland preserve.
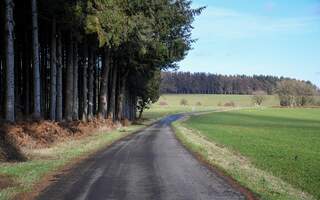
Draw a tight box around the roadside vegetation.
[175,108,320,200]
[0,122,152,200]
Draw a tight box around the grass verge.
[0,122,149,200]
[172,116,315,200]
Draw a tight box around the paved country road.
[36,115,245,200]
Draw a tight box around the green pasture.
[144,94,279,119]
[184,108,320,199]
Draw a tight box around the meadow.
[144,94,279,119]
[182,108,320,199]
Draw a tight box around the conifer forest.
[0,0,203,122]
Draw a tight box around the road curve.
[36,115,245,200]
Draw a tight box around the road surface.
[37,115,245,200]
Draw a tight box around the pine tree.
[65,33,74,121]
[4,0,15,122]
[50,18,57,121]
[31,0,41,119]
[56,30,63,121]
[98,47,110,119]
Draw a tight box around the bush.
[180,98,188,106]
[314,99,320,106]
[276,80,317,107]
[159,101,168,106]
[217,102,222,107]
[196,102,202,106]
[224,101,235,107]
[251,91,266,106]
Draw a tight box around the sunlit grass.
[144,94,279,119]
[183,108,320,199]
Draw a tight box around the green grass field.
[184,108,320,199]
[157,94,279,107]
[144,94,279,119]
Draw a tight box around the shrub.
[180,98,188,106]
[159,101,168,106]
[217,102,222,107]
[251,91,267,106]
[314,99,320,106]
[224,101,235,107]
[275,80,317,107]
[196,102,202,106]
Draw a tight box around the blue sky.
[179,0,320,86]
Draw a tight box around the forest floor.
[174,108,320,200]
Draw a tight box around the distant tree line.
[0,0,203,122]
[160,71,316,95]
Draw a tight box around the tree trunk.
[117,74,127,121]
[65,33,74,121]
[31,0,41,119]
[88,47,94,120]
[81,42,88,121]
[14,49,21,118]
[22,30,30,116]
[133,95,137,120]
[98,47,110,118]
[109,63,117,120]
[0,62,2,117]
[50,18,57,121]
[72,42,79,120]
[93,54,99,115]
[138,108,143,119]
[4,0,15,122]
[56,30,63,121]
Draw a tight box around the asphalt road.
[36,115,245,200]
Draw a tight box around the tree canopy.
[0,0,203,122]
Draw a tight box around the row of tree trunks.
[0,1,138,123]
